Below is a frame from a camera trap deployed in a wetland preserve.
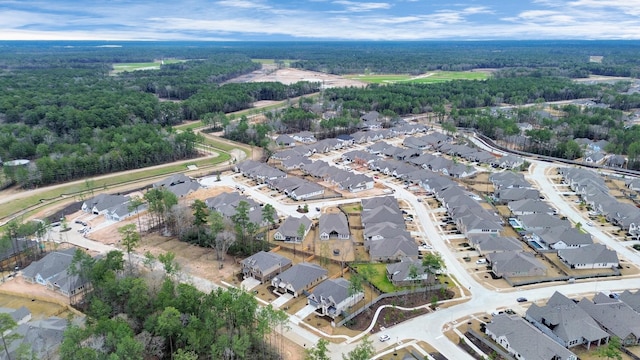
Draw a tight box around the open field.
[344,71,489,84]
[111,59,185,73]
[251,58,297,66]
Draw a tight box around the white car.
[379,334,391,342]
[586,221,594,226]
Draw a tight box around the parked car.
[379,334,391,342]
[586,221,594,226]
[517,297,527,303]
[476,259,487,265]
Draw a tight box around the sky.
[2,0,640,41]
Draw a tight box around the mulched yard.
[345,289,454,332]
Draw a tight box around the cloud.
[332,1,391,12]
[1,0,640,41]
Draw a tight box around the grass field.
[345,71,488,84]
[353,263,398,293]
[111,59,185,73]
[0,155,230,223]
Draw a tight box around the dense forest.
[60,249,290,360]
[2,41,640,186]
[0,44,317,188]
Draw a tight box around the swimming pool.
[529,240,544,249]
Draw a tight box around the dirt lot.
[235,64,367,88]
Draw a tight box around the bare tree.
[214,230,235,263]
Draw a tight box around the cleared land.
[344,71,489,84]
[111,59,185,73]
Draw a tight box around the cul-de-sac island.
[2,41,640,360]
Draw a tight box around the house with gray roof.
[81,193,129,215]
[534,226,593,249]
[163,179,201,198]
[403,136,430,150]
[275,134,296,147]
[619,290,640,313]
[206,191,275,226]
[281,155,312,171]
[272,262,328,298]
[273,216,312,242]
[557,244,619,269]
[525,292,610,349]
[319,213,350,240]
[153,173,191,189]
[486,251,546,278]
[485,314,578,360]
[490,155,525,169]
[21,248,89,298]
[291,131,317,144]
[4,316,68,360]
[497,188,541,204]
[578,297,640,346]
[508,199,555,216]
[386,257,432,286]
[519,214,569,232]
[307,278,363,319]
[241,251,292,284]
[340,173,374,193]
[290,182,325,201]
[0,306,31,327]
[368,237,418,262]
[490,171,531,191]
[626,178,640,191]
[469,235,523,255]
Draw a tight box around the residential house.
[496,188,541,204]
[584,151,606,164]
[607,155,627,168]
[619,290,640,313]
[508,199,555,216]
[274,134,296,147]
[486,251,546,278]
[491,155,524,169]
[403,136,430,150]
[291,131,317,144]
[468,235,523,255]
[21,248,89,298]
[273,216,312,242]
[319,213,350,240]
[386,257,432,286]
[578,297,640,346]
[525,291,610,349]
[241,251,292,284]
[153,173,201,198]
[534,226,593,249]
[272,263,328,298]
[518,214,569,233]
[490,171,532,191]
[4,316,68,360]
[626,178,640,192]
[485,314,578,360]
[557,244,619,269]
[360,111,383,130]
[81,193,129,215]
[290,182,325,201]
[307,278,363,319]
[340,173,374,193]
[206,191,275,225]
[368,237,418,262]
[281,155,312,171]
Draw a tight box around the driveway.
[271,293,293,309]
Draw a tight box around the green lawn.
[353,263,398,293]
[345,71,488,84]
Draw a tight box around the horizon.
[2,1,640,41]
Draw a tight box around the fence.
[335,285,445,328]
